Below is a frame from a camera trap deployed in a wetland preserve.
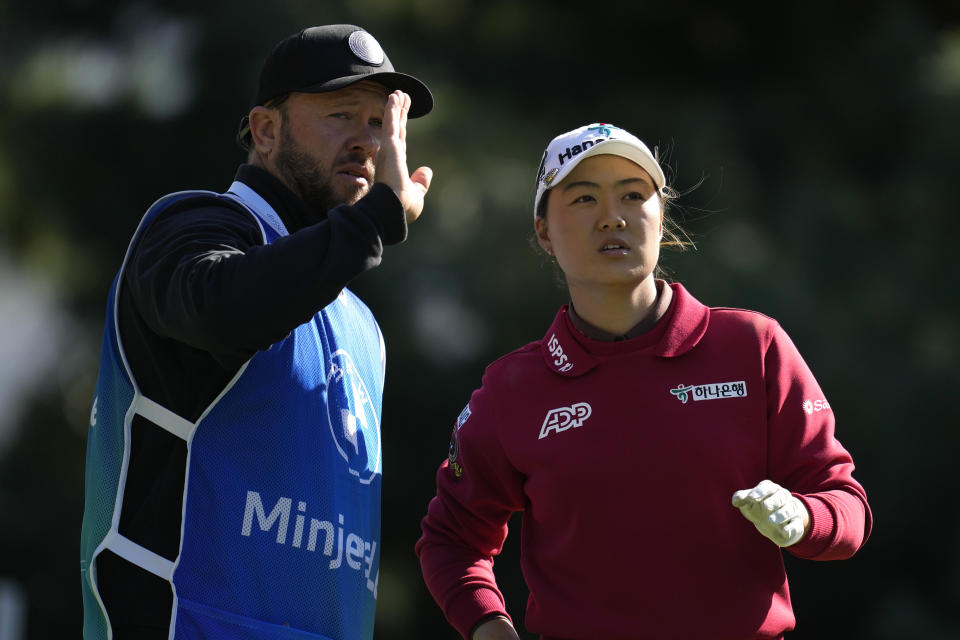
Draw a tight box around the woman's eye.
[330,113,350,120]
[624,191,648,201]
[370,119,383,128]
[572,194,595,204]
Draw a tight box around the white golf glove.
[732,479,809,547]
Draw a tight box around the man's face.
[272,81,389,217]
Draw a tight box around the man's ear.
[534,217,553,256]
[248,105,281,156]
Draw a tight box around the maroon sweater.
[416,283,872,640]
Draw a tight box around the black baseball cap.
[237,24,434,149]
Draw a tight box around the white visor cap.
[533,123,665,218]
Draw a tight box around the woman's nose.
[598,215,627,231]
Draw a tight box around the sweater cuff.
[353,182,407,245]
[445,587,510,640]
[788,493,834,558]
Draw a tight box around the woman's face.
[536,154,663,294]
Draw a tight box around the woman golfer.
[416,123,872,640]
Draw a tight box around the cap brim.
[299,72,434,118]
[577,140,665,188]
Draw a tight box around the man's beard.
[275,127,370,222]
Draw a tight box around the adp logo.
[539,402,592,439]
[326,349,381,485]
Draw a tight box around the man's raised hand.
[377,90,432,224]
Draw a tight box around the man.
[80,24,433,640]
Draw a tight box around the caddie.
[80,24,433,640]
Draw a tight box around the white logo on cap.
[348,30,385,66]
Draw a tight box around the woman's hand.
[471,615,521,640]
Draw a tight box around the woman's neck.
[568,276,666,339]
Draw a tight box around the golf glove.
[732,479,808,547]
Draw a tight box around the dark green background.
[1,1,958,637]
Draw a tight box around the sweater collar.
[540,282,710,378]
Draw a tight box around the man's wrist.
[355,182,407,245]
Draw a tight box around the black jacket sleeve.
[125,183,404,363]
[118,181,405,421]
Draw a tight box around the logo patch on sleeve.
[802,398,831,415]
[446,402,471,479]
[456,403,471,430]
[447,426,463,478]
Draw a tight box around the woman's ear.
[534,217,553,256]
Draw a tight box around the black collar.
[234,164,318,233]
[567,279,674,342]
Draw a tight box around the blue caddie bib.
[81,182,385,640]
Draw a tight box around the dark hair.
[238,93,291,151]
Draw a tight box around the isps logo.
[326,349,381,485]
[539,402,592,439]
[546,333,574,373]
